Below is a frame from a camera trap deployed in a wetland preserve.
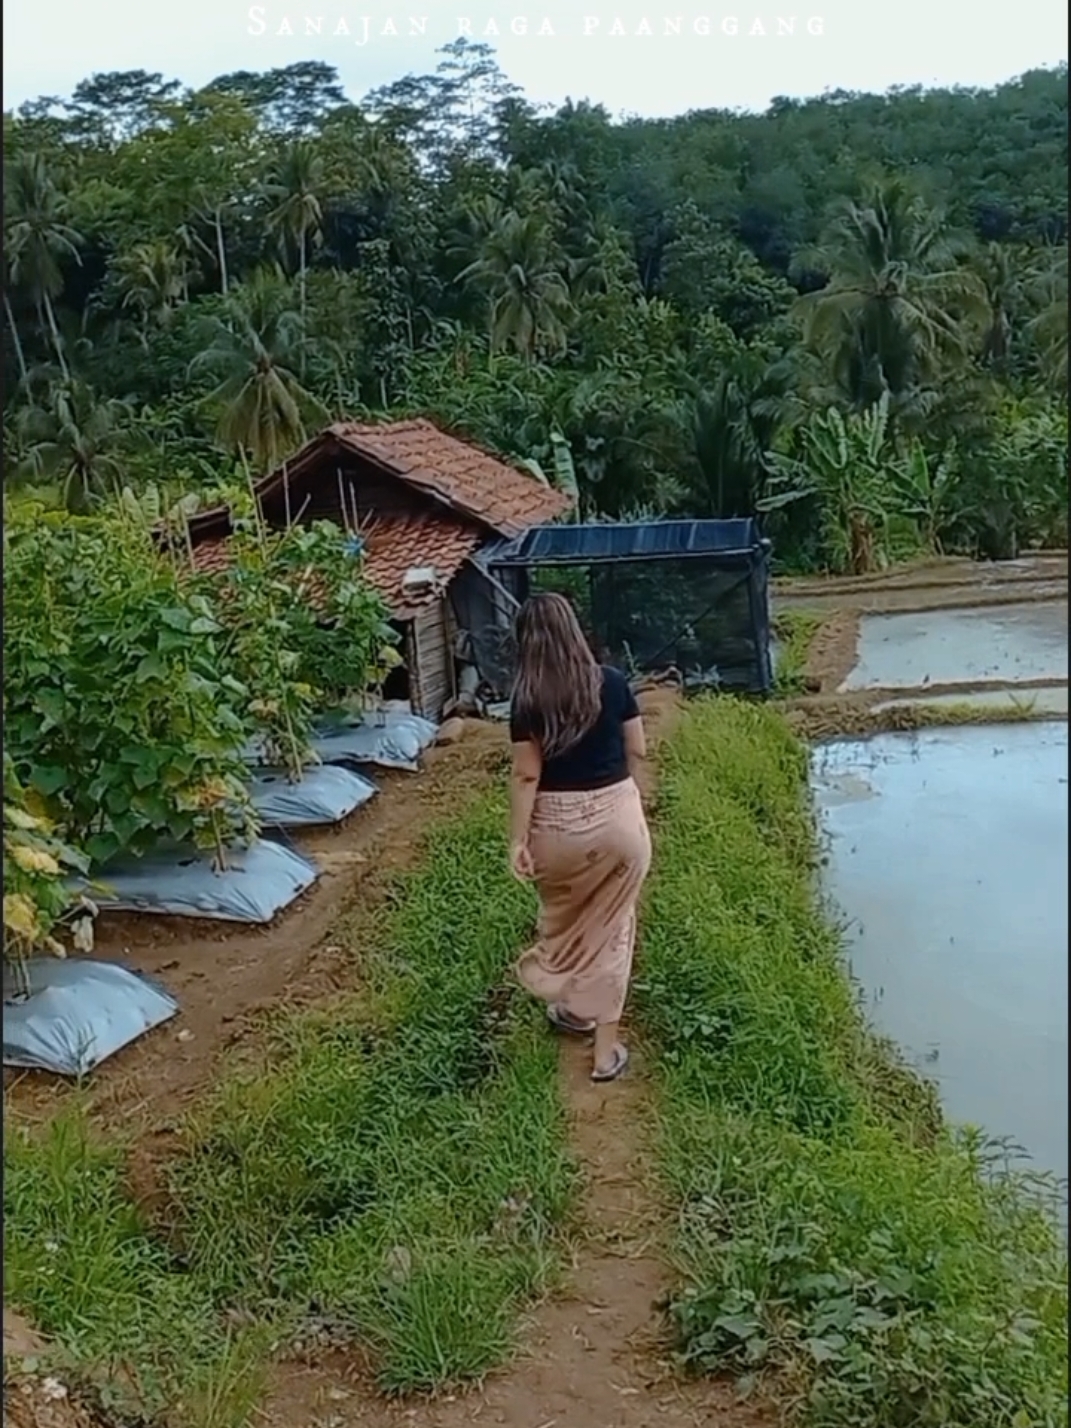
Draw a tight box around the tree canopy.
[3,50,1067,567]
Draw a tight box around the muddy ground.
[773,552,1068,615]
[5,554,1068,1427]
[3,1310,100,1428]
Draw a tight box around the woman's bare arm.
[510,738,542,852]
[624,715,646,784]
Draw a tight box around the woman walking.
[508,592,652,1082]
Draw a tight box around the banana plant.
[887,440,960,554]
[118,482,202,530]
[519,428,582,519]
[758,395,896,573]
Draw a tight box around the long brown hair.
[511,592,603,758]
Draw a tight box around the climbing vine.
[3,508,258,867]
[199,517,397,778]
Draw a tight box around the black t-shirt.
[510,665,640,791]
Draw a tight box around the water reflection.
[811,722,1069,1205]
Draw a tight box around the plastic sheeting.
[249,764,378,827]
[310,712,438,772]
[242,713,438,773]
[3,958,179,1076]
[78,837,319,923]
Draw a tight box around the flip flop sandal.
[591,1045,630,1083]
[547,1004,597,1036]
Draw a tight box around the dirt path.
[264,1044,765,1428]
[261,689,769,1428]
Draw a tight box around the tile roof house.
[180,419,572,719]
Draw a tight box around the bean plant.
[3,508,257,868]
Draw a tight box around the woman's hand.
[510,840,535,880]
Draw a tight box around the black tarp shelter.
[475,518,773,695]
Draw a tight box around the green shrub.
[3,508,255,866]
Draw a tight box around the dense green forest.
[4,48,1068,569]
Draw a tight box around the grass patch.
[772,611,826,696]
[636,698,1068,1428]
[4,791,575,1418]
[3,1108,269,1425]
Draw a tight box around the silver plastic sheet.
[249,763,378,827]
[242,712,437,772]
[310,712,438,771]
[77,838,319,923]
[3,958,179,1076]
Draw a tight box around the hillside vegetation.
[3,51,1067,569]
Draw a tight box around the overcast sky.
[3,0,1067,118]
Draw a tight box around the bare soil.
[774,552,1067,609]
[4,1311,104,1428]
[2,1376,104,1428]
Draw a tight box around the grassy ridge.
[771,610,826,697]
[636,699,1068,1428]
[4,791,575,1419]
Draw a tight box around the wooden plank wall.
[408,600,454,720]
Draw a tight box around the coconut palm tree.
[974,241,1022,370]
[794,177,988,420]
[3,258,29,385]
[1028,244,1068,394]
[684,354,792,518]
[4,153,83,380]
[113,239,188,341]
[263,140,325,341]
[15,379,133,512]
[189,268,328,472]
[458,209,573,363]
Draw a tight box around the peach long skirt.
[515,777,652,1026]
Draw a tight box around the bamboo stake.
[336,467,351,533]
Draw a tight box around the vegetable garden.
[2,496,396,970]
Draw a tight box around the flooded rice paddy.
[839,601,1068,691]
[813,601,1068,1199]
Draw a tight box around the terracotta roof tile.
[180,418,571,549]
[187,516,481,619]
[361,515,482,615]
[190,538,231,577]
[328,419,571,537]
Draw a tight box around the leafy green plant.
[759,397,903,574]
[3,752,89,984]
[199,516,396,777]
[3,507,257,866]
[519,427,582,515]
[887,440,960,554]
